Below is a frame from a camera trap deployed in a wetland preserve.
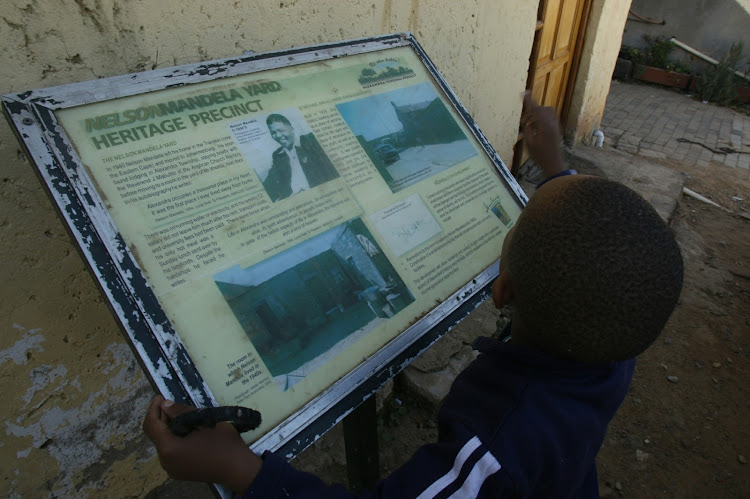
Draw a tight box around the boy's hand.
[142,395,263,493]
[521,92,566,178]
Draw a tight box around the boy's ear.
[491,270,514,308]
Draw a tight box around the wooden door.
[512,0,592,173]
[531,0,590,118]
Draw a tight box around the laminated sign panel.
[2,33,526,461]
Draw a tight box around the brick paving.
[600,81,750,176]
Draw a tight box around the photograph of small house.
[336,81,477,193]
[213,218,414,391]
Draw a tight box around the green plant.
[665,60,692,74]
[697,42,745,106]
[642,36,675,69]
[621,37,693,74]
[620,45,642,63]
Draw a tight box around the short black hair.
[508,176,683,363]
[266,113,292,128]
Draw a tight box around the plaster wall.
[0,0,537,496]
[623,0,750,73]
[566,0,633,145]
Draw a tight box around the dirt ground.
[595,161,750,497]
[291,158,750,497]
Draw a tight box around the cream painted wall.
[566,0,749,144]
[565,0,633,145]
[0,1,537,496]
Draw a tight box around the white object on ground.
[592,130,604,147]
[683,187,729,211]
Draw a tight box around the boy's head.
[493,175,683,363]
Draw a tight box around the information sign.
[3,33,526,457]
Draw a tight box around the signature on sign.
[393,219,428,240]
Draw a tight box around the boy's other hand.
[521,92,566,178]
[142,395,262,493]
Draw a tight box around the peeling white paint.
[2,326,45,366]
[22,364,67,404]
[154,357,173,380]
[71,377,82,391]
[4,343,152,496]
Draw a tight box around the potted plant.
[630,36,695,89]
[696,42,750,105]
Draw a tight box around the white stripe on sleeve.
[416,437,482,499]
[446,451,502,499]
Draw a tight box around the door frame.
[511,0,594,175]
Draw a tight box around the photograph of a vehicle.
[337,82,477,193]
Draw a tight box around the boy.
[143,95,684,497]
